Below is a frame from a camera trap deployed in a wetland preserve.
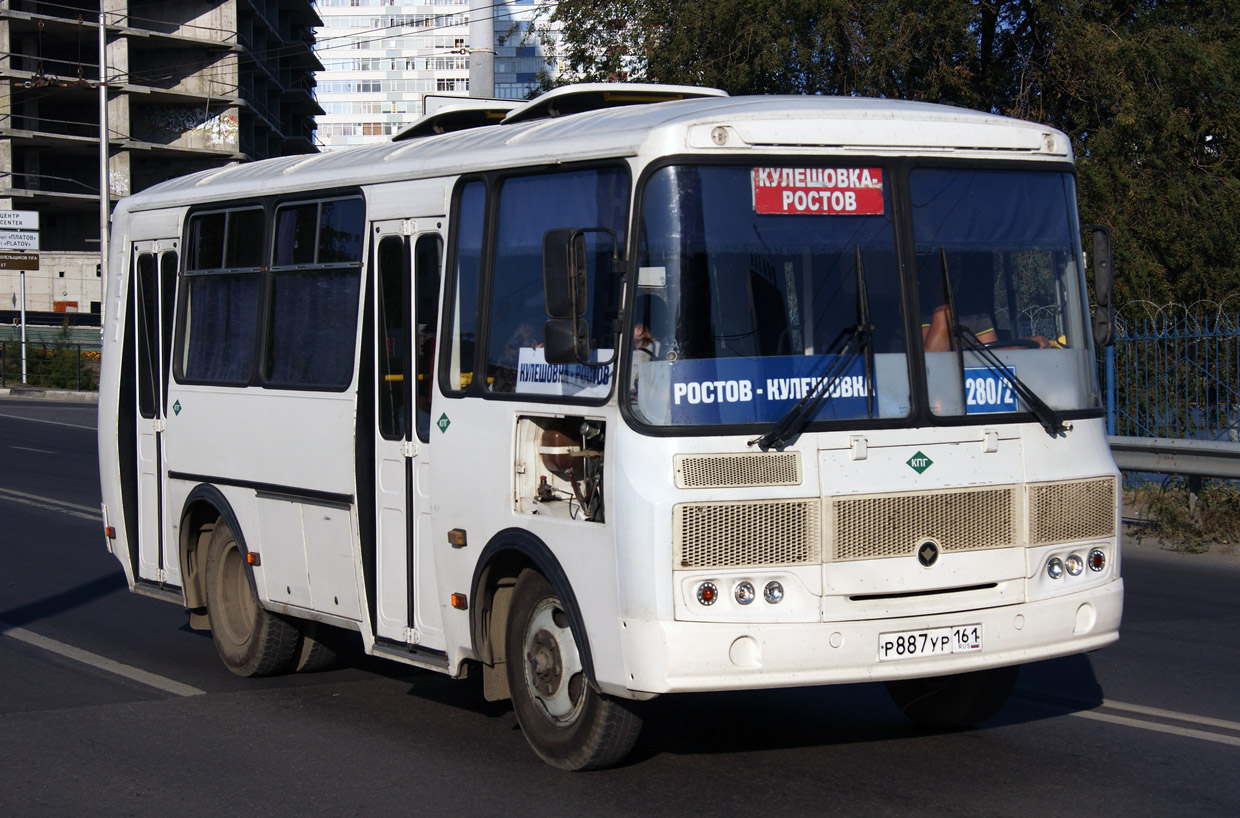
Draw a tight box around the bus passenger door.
[132,240,177,585]
[372,223,444,647]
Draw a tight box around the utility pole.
[468,0,494,97]
[19,270,27,383]
[98,9,109,315]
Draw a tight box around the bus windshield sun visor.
[937,248,1066,436]
[749,245,875,451]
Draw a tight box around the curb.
[0,386,98,404]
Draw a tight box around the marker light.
[1065,554,1084,576]
[697,582,718,606]
[764,581,784,604]
[1046,557,1064,580]
[1088,549,1106,572]
[734,581,756,605]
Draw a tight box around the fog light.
[734,581,756,605]
[1046,557,1064,580]
[1065,554,1084,576]
[764,581,784,604]
[1088,549,1106,572]
[697,582,718,606]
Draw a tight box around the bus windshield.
[627,163,1101,430]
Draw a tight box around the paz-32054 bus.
[98,84,1121,769]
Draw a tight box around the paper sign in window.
[752,167,884,216]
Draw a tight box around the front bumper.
[614,578,1122,695]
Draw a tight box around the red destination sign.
[752,167,884,215]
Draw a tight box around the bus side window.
[486,166,629,394]
[443,180,485,394]
[376,235,408,440]
[135,253,158,419]
[414,234,442,442]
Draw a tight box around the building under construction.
[0,0,322,320]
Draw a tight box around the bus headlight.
[1046,558,1064,580]
[1065,554,1084,576]
[734,581,756,605]
[696,582,719,606]
[764,581,784,604]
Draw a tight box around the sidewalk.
[0,386,98,403]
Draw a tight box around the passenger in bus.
[921,253,1051,351]
[630,295,667,400]
[490,322,540,393]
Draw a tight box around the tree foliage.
[542,1,1240,305]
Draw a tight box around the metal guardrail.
[1108,436,1240,479]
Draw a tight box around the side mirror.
[542,227,616,364]
[542,228,588,321]
[1087,225,1114,347]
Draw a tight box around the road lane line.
[2,625,205,697]
[12,446,56,454]
[0,411,96,431]
[1102,699,1240,733]
[1072,709,1240,747]
[0,486,99,520]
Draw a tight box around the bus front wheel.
[885,665,1019,729]
[504,569,642,770]
[204,520,299,677]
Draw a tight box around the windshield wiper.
[937,248,1066,436]
[749,245,874,451]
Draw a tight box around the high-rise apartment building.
[0,0,323,318]
[313,0,558,150]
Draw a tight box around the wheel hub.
[528,629,563,697]
[522,597,585,723]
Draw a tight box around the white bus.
[98,84,1122,770]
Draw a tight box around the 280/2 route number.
[877,624,982,661]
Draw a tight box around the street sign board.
[0,211,39,230]
[0,230,39,251]
[0,252,39,270]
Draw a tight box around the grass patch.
[1126,478,1240,553]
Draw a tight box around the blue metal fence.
[1103,306,1240,442]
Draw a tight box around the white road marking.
[1101,698,1240,733]
[0,486,99,520]
[1072,708,1240,748]
[12,445,55,454]
[2,625,205,697]
[0,411,96,431]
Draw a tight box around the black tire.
[204,520,299,677]
[886,665,1019,729]
[295,621,341,673]
[505,569,643,770]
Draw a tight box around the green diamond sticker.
[172,400,181,416]
[906,450,933,474]
[437,413,451,433]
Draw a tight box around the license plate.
[877,624,982,661]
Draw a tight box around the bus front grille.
[1029,476,1118,545]
[673,499,821,569]
[671,478,1117,570]
[674,452,802,489]
[831,486,1021,562]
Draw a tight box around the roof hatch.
[392,96,520,141]
[501,83,728,125]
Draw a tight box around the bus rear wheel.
[885,665,1019,729]
[505,569,643,770]
[205,520,299,677]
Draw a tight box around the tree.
[544,0,1240,306]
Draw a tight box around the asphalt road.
[1,396,1238,817]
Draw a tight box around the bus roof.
[118,92,1072,214]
